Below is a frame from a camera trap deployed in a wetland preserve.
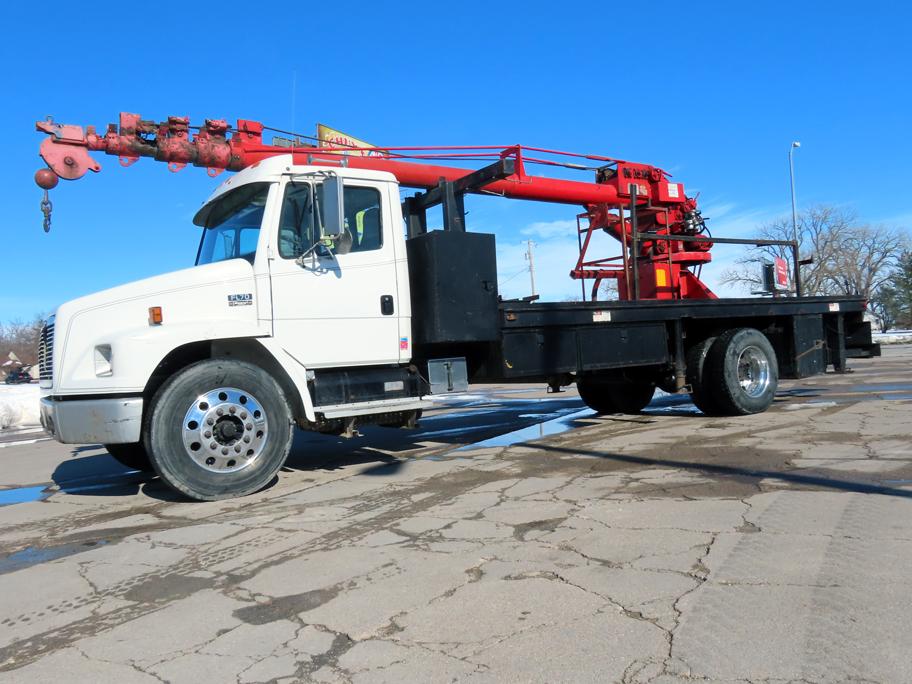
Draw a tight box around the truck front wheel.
[145,359,294,501]
[577,376,656,414]
[704,328,778,416]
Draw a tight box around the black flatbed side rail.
[499,296,869,328]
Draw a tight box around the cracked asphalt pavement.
[0,346,910,683]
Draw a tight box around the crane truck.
[32,113,879,501]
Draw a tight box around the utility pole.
[789,141,801,294]
[525,240,536,298]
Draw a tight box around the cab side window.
[277,181,320,259]
[344,187,383,253]
[277,182,383,258]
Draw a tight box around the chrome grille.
[38,320,54,383]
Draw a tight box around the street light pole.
[789,142,801,247]
[789,141,801,294]
[525,240,537,297]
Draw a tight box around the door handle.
[381,295,395,315]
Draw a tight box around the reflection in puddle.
[0,471,147,508]
[460,397,580,408]
[420,407,505,422]
[0,540,108,575]
[643,392,703,416]
[414,423,508,440]
[0,486,50,506]
[456,408,596,451]
[845,383,912,393]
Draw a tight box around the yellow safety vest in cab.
[352,207,380,250]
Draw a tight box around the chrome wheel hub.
[181,387,268,473]
[737,346,771,398]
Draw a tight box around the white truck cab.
[40,156,450,500]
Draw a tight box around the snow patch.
[872,331,912,345]
[782,401,838,411]
[0,384,41,429]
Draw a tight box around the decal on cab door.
[228,293,253,307]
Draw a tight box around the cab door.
[267,176,402,368]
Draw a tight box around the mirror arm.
[294,237,338,269]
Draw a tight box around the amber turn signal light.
[148,306,163,325]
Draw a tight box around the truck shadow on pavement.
[49,397,596,498]
[53,448,179,501]
[49,390,909,502]
[524,442,912,499]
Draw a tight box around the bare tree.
[892,251,912,328]
[721,205,908,298]
[0,315,46,368]
[598,279,619,301]
[869,286,901,332]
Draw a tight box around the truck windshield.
[195,182,271,266]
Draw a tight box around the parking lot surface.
[0,346,910,683]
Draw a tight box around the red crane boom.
[34,113,717,301]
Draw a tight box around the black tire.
[686,336,720,415]
[145,359,293,501]
[577,376,656,414]
[577,377,619,414]
[104,442,153,472]
[704,328,778,416]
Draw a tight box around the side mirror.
[320,176,345,239]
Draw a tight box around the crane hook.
[35,168,59,233]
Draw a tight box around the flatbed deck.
[483,295,879,382]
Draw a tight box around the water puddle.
[642,393,703,415]
[414,423,509,440]
[0,540,108,575]
[643,403,703,415]
[0,485,51,506]
[420,407,506,422]
[0,470,148,508]
[845,383,912,393]
[455,408,596,451]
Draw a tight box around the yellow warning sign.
[316,124,387,157]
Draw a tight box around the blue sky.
[2,1,910,320]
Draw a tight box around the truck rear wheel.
[104,442,153,472]
[704,328,778,416]
[145,359,294,501]
[686,336,720,415]
[577,376,656,414]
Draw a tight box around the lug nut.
[245,423,252,430]
[240,412,247,419]
[204,431,212,438]
[229,406,236,414]
[243,436,251,443]
[234,445,242,453]
[216,408,224,416]
[207,418,214,425]
[221,448,229,455]
[209,442,217,450]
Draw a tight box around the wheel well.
[142,338,307,420]
[683,319,786,363]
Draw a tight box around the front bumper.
[40,396,143,444]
